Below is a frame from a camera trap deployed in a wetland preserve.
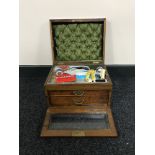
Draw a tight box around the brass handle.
[72,97,85,105]
[73,90,84,96]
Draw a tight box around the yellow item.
[85,70,96,82]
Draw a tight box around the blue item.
[76,71,87,80]
[76,74,86,80]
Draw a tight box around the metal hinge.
[93,61,100,64]
[56,62,64,65]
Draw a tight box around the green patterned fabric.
[53,23,103,61]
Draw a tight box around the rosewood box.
[41,18,117,137]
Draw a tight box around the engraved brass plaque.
[72,131,85,137]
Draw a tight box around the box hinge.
[93,61,100,64]
[56,61,64,65]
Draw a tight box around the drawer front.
[49,90,85,96]
[49,90,108,96]
[48,90,109,106]
[41,107,118,137]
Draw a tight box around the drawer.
[41,106,117,137]
[48,90,109,106]
[49,90,108,97]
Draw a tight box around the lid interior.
[50,19,105,63]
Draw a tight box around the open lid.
[49,18,106,65]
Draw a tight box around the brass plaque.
[72,131,85,137]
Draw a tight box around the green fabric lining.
[53,23,103,61]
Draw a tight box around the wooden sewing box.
[41,18,117,137]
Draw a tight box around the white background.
[19,0,135,65]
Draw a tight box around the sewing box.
[41,18,117,137]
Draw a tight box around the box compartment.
[41,106,117,137]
